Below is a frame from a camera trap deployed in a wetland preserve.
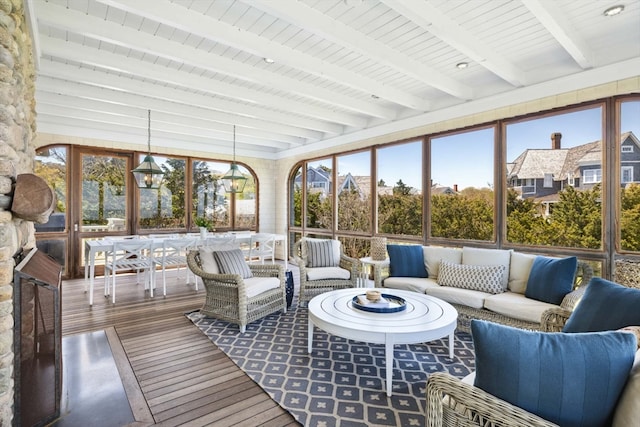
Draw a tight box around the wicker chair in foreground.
[425,277,640,427]
[186,249,286,333]
[294,238,359,307]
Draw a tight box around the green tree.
[546,185,601,249]
[621,183,640,251]
[378,180,422,236]
[431,189,493,240]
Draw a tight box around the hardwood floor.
[61,270,299,427]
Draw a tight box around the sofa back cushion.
[508,252,536,294]
[423,246,462,279]
[437,260,505,294]
[387,244,427,277]
[525,256,577,305]
[462,247,511,290]
[472,320,637,427]
[563,277,640,333]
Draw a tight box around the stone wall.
[0,0,37,424]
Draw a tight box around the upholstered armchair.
[294,238,359,306]
[186,248,286,333]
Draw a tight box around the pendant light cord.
[147,109,152,155]
[233,125,236,163]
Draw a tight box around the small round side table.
[359,256,389,287]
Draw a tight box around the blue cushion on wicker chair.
[563,277,640,333]
[472,320,636,427]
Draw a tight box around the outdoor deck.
[61,271,298,427]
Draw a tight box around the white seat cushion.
[244,276,280,299]
[483,291,556,323]
[426,286,489,309]
[307,266,351,281]
[383,277,440,293]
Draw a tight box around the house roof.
[508,149,568,180]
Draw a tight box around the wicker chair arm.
[540,307,572,332]
[339,254,360,277]
[249,263,284,279]
[425,373,558,427]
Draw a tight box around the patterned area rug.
[186,300,475,427]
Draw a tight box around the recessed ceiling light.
[603,5,624,16]
[263,57,275,64]
[456,62,469,69]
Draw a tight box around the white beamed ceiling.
[29,0,640,159]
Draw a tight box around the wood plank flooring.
[61,270,299,427]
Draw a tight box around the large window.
[430,128,495,241]
[192,160,229,230]
[305,159,333,229]
[34,146,67,232]
[377,141,423,237]
[82,153,128,232]
[337,151,371,233]
[505,107,603,249]
[620,99,640,252]
[287,94,637,278]
[138,155,186,230]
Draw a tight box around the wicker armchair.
[426,279,640,427]
[186,250,286,333]
[294,238,360,307]
[426,373,558,427]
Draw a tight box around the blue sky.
[314,101,640,191]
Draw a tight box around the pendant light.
[132,109,164,189]
[221,125,247,193]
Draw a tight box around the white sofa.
[374,246,593,333]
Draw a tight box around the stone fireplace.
[0,0,39,425]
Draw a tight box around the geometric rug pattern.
[187,301,475,427]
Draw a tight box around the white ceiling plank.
[523,0,592,69]
[247,0,472,100]
[36,73,319,144]
[36,114,278,158]
[382,0,527,87]
[38,59,337,138]
[95,0,430,110]
[36,102,292,149]
[40,36,366,128]
[36,0,396,120]
[36,91,301,147]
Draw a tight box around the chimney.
[453,184,458,192]
[551,132,562,149]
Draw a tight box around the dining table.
[83,232,287,305]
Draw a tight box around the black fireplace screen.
[13,248,62,427]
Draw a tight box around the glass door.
[77,152,131,277]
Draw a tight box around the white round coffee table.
[307,288,458,396]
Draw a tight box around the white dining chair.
[152,236,199,295]
[103,239,154,303]
[245,233,276,264]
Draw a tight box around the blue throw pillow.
[563,277,640,333]
[525,256,577,305]
[386,244,427,278]
[471,320,636,427]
